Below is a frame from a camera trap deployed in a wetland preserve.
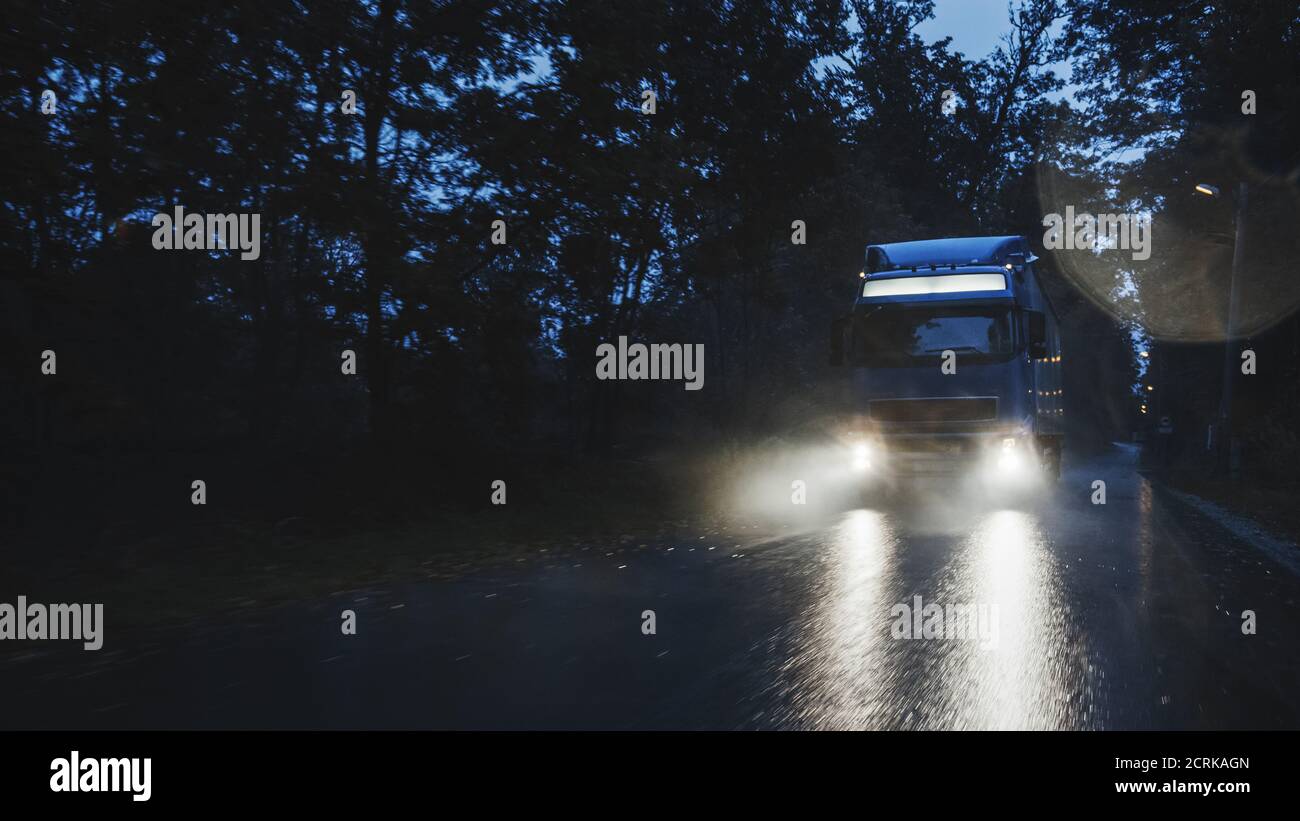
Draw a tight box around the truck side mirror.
[1026,311,1048,359]
[829,315,849,366]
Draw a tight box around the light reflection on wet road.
[775,501,1105,729]
[4,447,1300,729]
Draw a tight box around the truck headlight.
[851,443,872,472]
[997,438,1020,470]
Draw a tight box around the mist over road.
[4,447,1298,730]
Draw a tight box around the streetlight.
[1194,180,1248,477]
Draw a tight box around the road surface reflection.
[774,498,1097,729]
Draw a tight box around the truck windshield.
[850,306,1014,366]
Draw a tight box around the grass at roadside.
[3,455,730,632]
[1153,469,1300,546]
[2,435,862,632]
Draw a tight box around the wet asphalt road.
[4,446,1300,730]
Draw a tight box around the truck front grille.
[868,397,997,424]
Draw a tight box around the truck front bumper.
[847,432,1039,483]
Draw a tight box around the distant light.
[1140,407,1148,414]
[859,271,866,279]
[1146,385,1154,391]
[1139,351,1149,358]
[1194,183,1220,197]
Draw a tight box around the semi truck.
[829,235,1064,487]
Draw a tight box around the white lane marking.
[1161,486,1300,577]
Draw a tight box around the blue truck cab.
[830,236,1064,484]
